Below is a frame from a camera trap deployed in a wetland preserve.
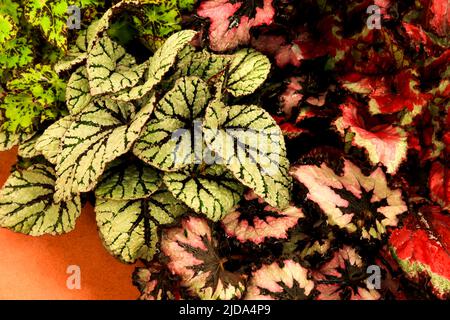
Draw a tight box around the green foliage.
[133,0,197,51]
[0,0,285,268]
[0,65,66,134]
[0,0,288,266]
[24,0,103,51]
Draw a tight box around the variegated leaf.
[163,165,244,221]
[87,36,147,96]
[113,30,197,101]
[133,76,210,171]
[54,52,87,74]
[17,135,41,158]
[161,216,246,299]
[0,164,81,236]
[95,159,161,200]
[175,48,231,82]
[95,189,188,263]
[35,116,73,165]
[66,66,91,115]
[203,101,291,209]
[54,96,156,202]
[225,48,271,97]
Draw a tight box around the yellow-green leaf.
[54,96,156,202]
[163,165,244,221]
[225,49,271,97]
[95,160,161,200]
[95,189,188,263]
[0,164,81,236]
[203,101,291,209]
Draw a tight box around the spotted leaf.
[0,113,32,151]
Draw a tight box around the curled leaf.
[334,98,407,174]
[113,29,197,101]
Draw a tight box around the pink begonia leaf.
[313,246,381,300]
[132,263,182,300]
[198,0,275,52]
[222,190,304,245]
[161,216,245,300]
[290,159,407,241]
[245,260,315,300]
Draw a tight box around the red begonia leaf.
[334,98,408,174]
[429,162,450,210]
[389,206,450,299]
